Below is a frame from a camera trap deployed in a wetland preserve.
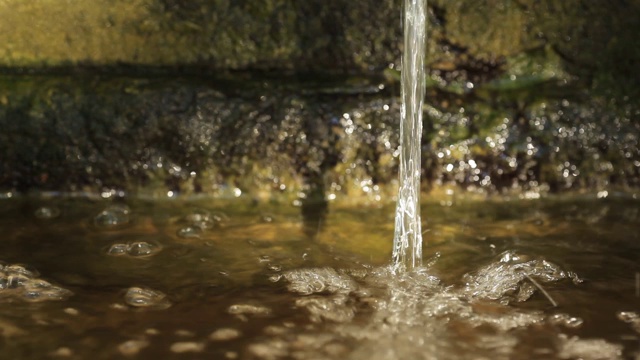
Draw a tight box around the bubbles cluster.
[259,251,594,359]
[177,209,227,239]
[0,263,72,302]
[107,241,161,257]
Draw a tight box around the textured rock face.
[0,1,639,196]
[0,0,401,72]
[0,73,638,197]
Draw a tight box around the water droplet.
[35,206,60,219]
[124,287,171,309]
[95,204,131,227]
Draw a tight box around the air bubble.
[127,242,158,257]
[183,209,228,230]
[124,287,171,309]
[106,242,161,257]
[95,204,131,227]
[177,226,203,239]
[107,244,129,256]
[281,268,358,295]
[35,206,60,219]
[185,209,210,223]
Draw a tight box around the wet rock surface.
[0,72,638,197]
[1,1,639,196]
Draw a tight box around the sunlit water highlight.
[392,0,427,272]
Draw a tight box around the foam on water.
[0,262,72,302]
[557,334,624,360]
[462,250,581,304]
[254,251,598,359]
[392,0,427,272]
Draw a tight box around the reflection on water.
[0,194,638,359]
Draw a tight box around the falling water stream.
[1,1,639,358]
[392,0,427,272]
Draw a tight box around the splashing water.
[392,0,427,272]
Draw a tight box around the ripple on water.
[0,263,72,302]
[95,204,131,227]
[124,287,171,310]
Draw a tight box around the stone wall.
[1,0,639,197]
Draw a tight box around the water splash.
[392,0,427,272]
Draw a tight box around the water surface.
[0,194,638,359]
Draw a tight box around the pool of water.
[0,193,639,359]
